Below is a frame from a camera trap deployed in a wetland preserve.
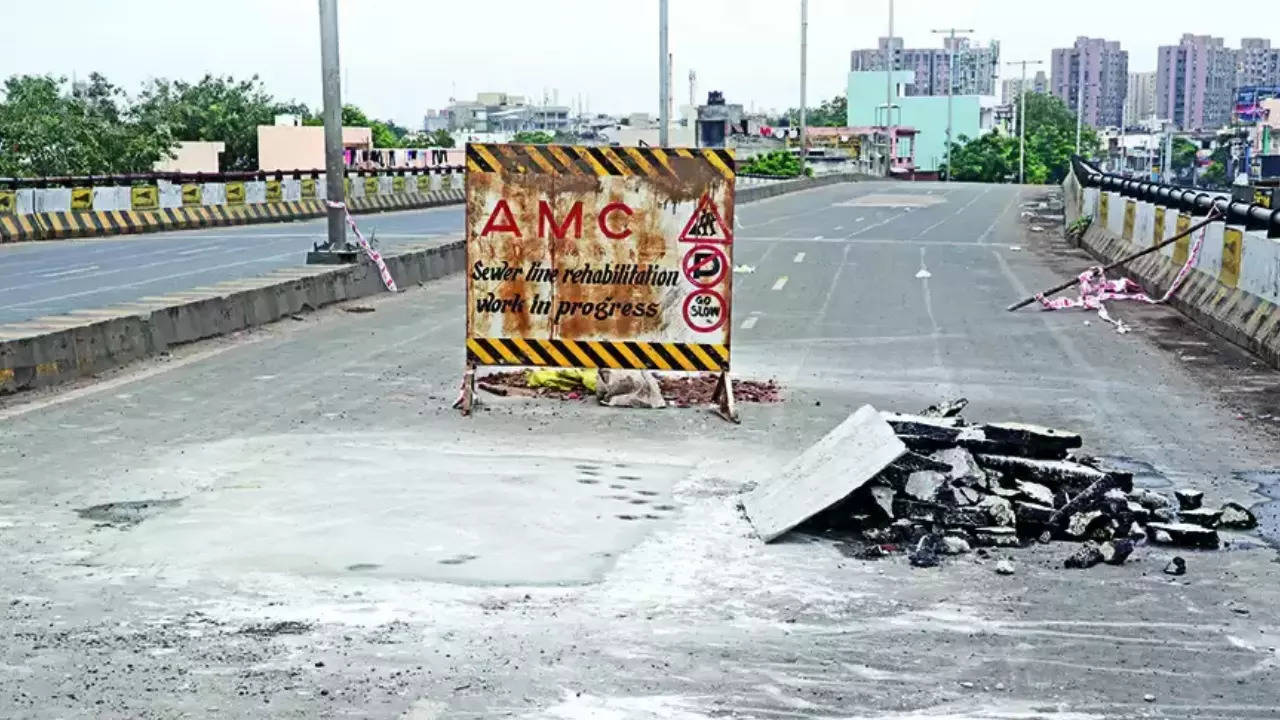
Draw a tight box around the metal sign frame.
[456,143,738,421]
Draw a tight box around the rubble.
[994,559,1015,575]
[1164,556,1187,575]
[750,400,1260,571]
[1218,502,1257,530]
[1175,489,1204,511]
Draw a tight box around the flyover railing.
[1072,156,1280,237]
[0,165,466,189]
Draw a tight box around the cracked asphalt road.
[2,181,1279,718]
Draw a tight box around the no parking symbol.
[682,244,727,288]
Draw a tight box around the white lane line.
[176,245,223,256]
[741,315,760,330]
[978,188,1024,244]
[39,265,100,278]
[793,252,806,263]
[833,225,844,230]
[771,276,789,291]
[855,217,865,222]
[813,235,824,240]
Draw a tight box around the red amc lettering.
[538,200,583,239]
[480,199,522,237]
[597,201,633,240]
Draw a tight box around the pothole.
[75,498,183,528]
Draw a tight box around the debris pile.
[478,369,781,406]
[746,400,1256,570]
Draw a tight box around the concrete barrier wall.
[1068,171,1280,369]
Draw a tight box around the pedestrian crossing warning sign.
[679,194,732,244]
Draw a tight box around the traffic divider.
[0,190,465,243]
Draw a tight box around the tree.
[512,130,555,144]
[428,129,455,148]
[132,74,305,170]
[786,94,848,128]
[739,150,806,177]
[945,91,1098,183]
[0,74,174,176]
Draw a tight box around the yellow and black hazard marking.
[301,178,317,199]
[265,179,283,203]
[0,212,39,243]
[465,143,735,182]
[181,183,202,207]
[466,337,729,372]
[225,182,246,205]
[71,187,93,210]
[0,190,14,214]
[131,185,159,210]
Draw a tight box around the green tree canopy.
[512,130,555,144]
[0,74,175,176]
[132,74,305,171]
[945,91,1099,183]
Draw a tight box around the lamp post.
[1006,59,1044,184]
[932,27,974,180]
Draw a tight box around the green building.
[847,70,993,174]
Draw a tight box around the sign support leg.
[454,362,477,416]
[712,371,739,424]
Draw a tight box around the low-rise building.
[153,141,225,174]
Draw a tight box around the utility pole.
[932,27,973,181]
[1006,59,1043,184]
[799,0,808,175]
[883,0,895,176]
[658,0,669,146]
[311,0,349,263]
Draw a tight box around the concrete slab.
[742,404,905,541]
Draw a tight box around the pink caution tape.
[1036,210,1219,333]
[325,200,398,292]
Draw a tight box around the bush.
[740,150,803,177]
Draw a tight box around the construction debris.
[746,400,1258,570]
[477,370,781,406]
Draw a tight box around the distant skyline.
[5,0,1278,126]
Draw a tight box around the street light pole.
[1006,59,1043,184]
[1075,52,1085,155]
[316,0,347,259]
[932,28,973,181]
[884,0,894,176]
[799,0,808,175]
[658,0,669,146]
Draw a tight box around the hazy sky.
[5,1,1276,126]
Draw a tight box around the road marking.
[915,247,932,278]
[39,265,99,278]
[833,225,844,230]
[771,276,788,291]
[741,315,759,329]
[793,252,806,263]
[855,217,865,222]
[978,188,1024,244]
[176,245,223,255]
[813,235,823,240]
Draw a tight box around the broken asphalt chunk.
[903,471,947,503]
[1146,522,1220,549]
[743,405,905,542]
[1177,508,1222,528]
[1218,502,1257,530]
[1099,538,1134,565]
[975,455,1111,491]
[920,397,969,418]
[1163,556,1187,575]
[1064,541,1105,569]
[973,527,1020,547]
[980,421,1082,455]
[1175,489,1204,511]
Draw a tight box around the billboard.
[460,143,737,417]
[1235,86,1280,124]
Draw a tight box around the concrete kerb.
[1064,177,1280,370]
[0,175,853,396]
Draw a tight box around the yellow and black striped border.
[466,143,735,182]
[0,213,41,243]
[467,337,728,372]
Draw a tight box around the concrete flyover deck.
[2,181,1280,718]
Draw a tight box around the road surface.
[3,181,1279,718]
[0,205,463,325]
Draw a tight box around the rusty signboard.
[460,143,737,418]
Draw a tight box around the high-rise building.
[1156,34,1238,130]
[1050,37,1129,128]
[1001,70,1047,104]
[1238,38,1280,88]
[1124,71,1157,123]
[850,36,1000,97]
